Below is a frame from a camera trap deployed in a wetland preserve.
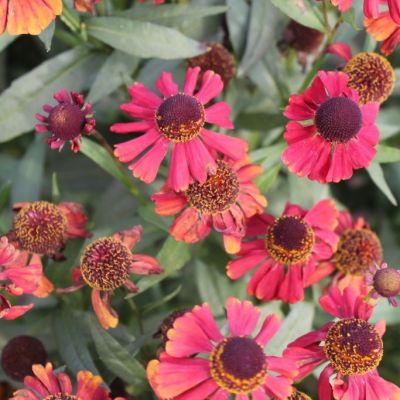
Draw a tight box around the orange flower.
[0,0,62,36]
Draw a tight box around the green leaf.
[367,162,397,206]
[0,181,11,212]
[0,34,16,52]
[256,164,281,192]
[138,204,170,233]
[0,47,105,143]
[90,319,146,385]
[38,21,55,52]
[142,285,182,314]
[87,17,205,59]
[51,172,61,204]
[133,237,191,295]
[371,299,400,325]
[88,50,139,103]
[270,0,326,32]
[238,0,279,75]
[79,137,145,203]
[342,8,359,30]
[117,4,228,25]
[11,135,46,203]
[375,144,400,164]
[226,0,250,57]
[266,302,314,355]
[53,310,100,376]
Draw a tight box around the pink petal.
[128,82,162,108]
[201,129,248,160]
[195,70,223,104]
[255,314,281,346]
[183,67,201,96]
[110,121,152,134]
[326,42,353,61]
[168,143,191,191]
[226,297,260,336]
[156,71,179,97]
[205,102,234,129]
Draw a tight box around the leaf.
[87,17,206,59]
[342,8,359,30]
[38,21,55,52]
[11,135,46,203]
[79,137,144,202]
[0,181,11,212]
[0,47,105,143]
[270,0,326,32]
[238,0,279,75]
[53,310,100,376]
[88,51,139,103]
[256,164,281,192]
[226,0,250,57]
[90,319,146,385]
[138,204,170,233]
[371,300,400,325]
[367,162,397,206]
[117,4,228,25]
[266,302,314,355]
[375,144,400,164]
[142,285,182,314]
[51,172,61,204]
[133,236,191,295]
[0,33,16,52]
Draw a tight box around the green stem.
[60,6,81,33]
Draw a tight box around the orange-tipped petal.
[91,289,118,330]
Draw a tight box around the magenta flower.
[111,67,247,191]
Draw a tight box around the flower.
[35,89,96,152]
[282,71,379,183]
[153,309,190,348]
[138,0,165,5]
[365,11,400,55]
[187,42,236,85]
[0,0,62,35]
[289,389,312,400]
[147,297,298,399]
[0,294,33,321]
[10,362,125,400]
[322,211,382,293]
[330,0,380,17]
[1,336,47,381]
[152,157,267,253]
[60,225,163,329]
[365,262,400,306]
[74,0,102,13]
[284,287,400,400]
[227,200,339,303]
[327,44,395,104]
[111,67,247,191]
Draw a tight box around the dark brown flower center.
[324,318,383,376]
[1,335,47,381]
[187,42,236,85]
[44,396,79,400]
[13,201,67,255]
[155,93,205,142]
[335,228,382,275]
[289,390,312,400]
[80,237,131,291]
[185,161,239,215]
[265,215,315,264]
[48,103,85,141]
[315,97,362,143]
[344,52,395,104]
[210,336,267,394]
[373,268,400,298]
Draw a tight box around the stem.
[60,6,81,33]
[91,130,147,206]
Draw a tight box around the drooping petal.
[91,289,118,330]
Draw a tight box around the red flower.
[111,67,247,191]
[147,297,298,399]
[0,0,62,35]
[151,157,267,253]
[10,362,125,399]
[282,71,379,183]
[59,226,163,329]
[35,89,96,152]
[227,200,339,303]
[284,287,400,400]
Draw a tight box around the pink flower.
[10,362,125,400]
[227,200,339,303]
[151,157,267,254]
[35,89,95,152]
[0,294,33,321]
[59,225,163,329]
[282,71,379,183]
[147,297,298,399]
[111,67,247,191]
[284,287,400,400]
[330,0,381,18]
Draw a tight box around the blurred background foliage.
[0,0,400,398]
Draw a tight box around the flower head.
[227,200,338,303]
[74,0,102,13]
[187,42,236,85]
[0,0,62,35]
[282,71,379,183]
[365,262,400,306]
[35,90,95,152]
[284,287,400,400]
[111,67,247,191]
[147,297,298,399]
[1,336,47,381]
[289,389,312,400]
[60,226,163,329]
[152,157,267,253]
[10,362,125,400]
